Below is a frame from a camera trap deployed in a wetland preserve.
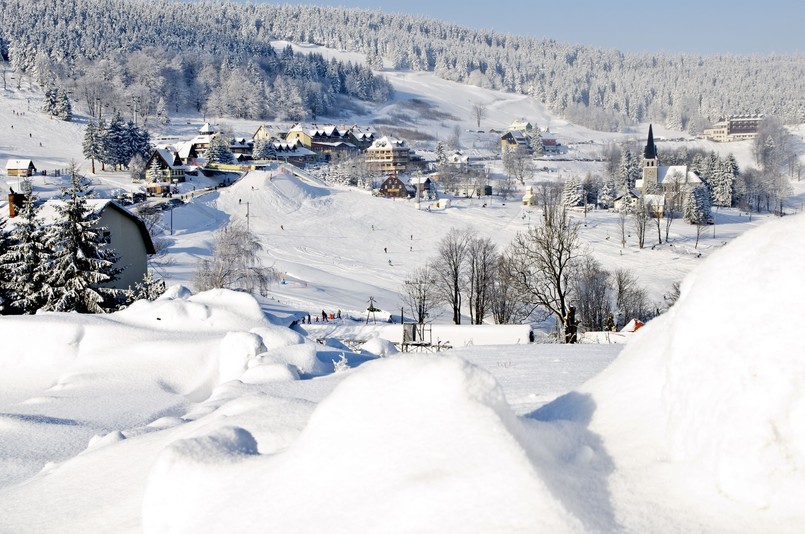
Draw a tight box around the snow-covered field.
[1,45,805,532]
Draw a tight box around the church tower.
[642,124,659,192]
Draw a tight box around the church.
[636,124,701,196]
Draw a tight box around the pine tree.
[40,165,122,313]
[0,216,10,312]
[83,119,104,173]
[54,88,72,121]
[252,137,275,160]
[2,193,50,314]
[130,271,166,302]
[147,155,163,183]
[562,175,583,207]
[598,177,617,209]
[102,113,127,170]
[206,133,234,164]
[685,185,712,224]
[156,97,170,126]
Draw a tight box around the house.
[230,138,253,157]
[507,119,533,132]
[703,115,763,142]
[347,126,377,151]
[366,136,410,175]
[378,175,413,198]
[252,124,274,142]
[500,130,530,153]
[6,159,37,177]
[541,135,562,154]
[38,199,156,291]
[284,123,358,158]
[636,125,701,200]
[271,139,317,165]
[408,175,435,199]
[145,147,185,186]
[522,186,536,206]
[174,142,200,166]
[187,122,218,155]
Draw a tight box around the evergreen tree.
[0,217,10,312]
[598,177,618,209]
[252,137,276,160]
[206,133,234,164]
[40,165,122,313]
[562,175,583,207]
[131,271,166,302]
[82,119,105,173]
[54,88,72,121]
[2,193,51,314]
[618,149,639,192]
[147,154,163,183]
[102,113,127,170]
[684,185,712,224]
[156,97,170,126]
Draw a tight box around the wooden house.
[379,175,413,198]
[146,148,185,184]
[500,130,530,153]
[6,159,36,177]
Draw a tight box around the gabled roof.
[6,159,35,170]
[199,122,216,134]
[151,147,183,169]
[658,166,701,185]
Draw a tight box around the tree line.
[402,198,664,343]
[0,0,802,131]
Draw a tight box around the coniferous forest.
[0,0,803,131]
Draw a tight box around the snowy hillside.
[1,214,805,532]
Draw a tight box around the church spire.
[643,124,657,160]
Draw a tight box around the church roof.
[644,124,657,160]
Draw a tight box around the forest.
[0,0,803,130]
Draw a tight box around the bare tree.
[618,210,628,249]
[612,269,649,327]
[506,204,585,341]
[433,227,473,324]
[490,253,528,324]
[193,223,278,296]
[502,145,532,185]
[573,256,611,331]
[471,102,488,129]
[664,180,683,242]
[402,264,441,325]
[465,236,497,324]
[632,197,648,249]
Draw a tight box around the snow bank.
[143,356,584,533]
[582,213,805,528]
[358,336,398,356]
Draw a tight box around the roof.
[152,147,182,169]
[6,159,35,170]
[658,166,701,185]
[644,124,657,160]
[199,122,216,134]
[369,136,407,149]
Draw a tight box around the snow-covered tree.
[252,137,275,160]
[562,175,583,207]
[40,165,122,313]
[130,271,166,302]
[83,119,105,173]
[1,193,50,314]
[598,177,617,209]
[206,134,234,164]
[685,185,712,225]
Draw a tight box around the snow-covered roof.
[199,122,216,134]
[369,136,407,149]
[658,165,701,185]
[6,159,35,170]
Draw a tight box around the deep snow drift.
[1,213,804,532]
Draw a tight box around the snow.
[1,46,805,532]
